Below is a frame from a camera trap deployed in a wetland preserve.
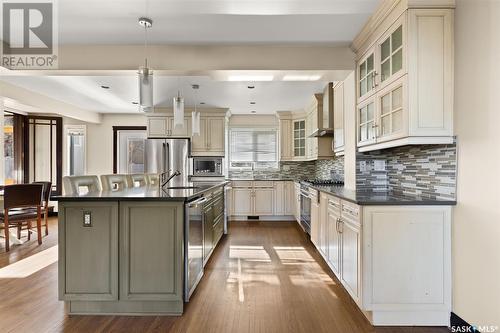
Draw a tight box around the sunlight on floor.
[229,245,271,262]
[0,245,58,278]
[273,246,315,264]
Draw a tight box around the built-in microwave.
[192,157,223,177]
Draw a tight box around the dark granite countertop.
[53,181,229,202]
[301,182,456,206]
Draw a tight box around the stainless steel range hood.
[310,82,334,137]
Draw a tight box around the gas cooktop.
[303,179,344,186]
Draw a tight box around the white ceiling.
[0,75,330,114]
[57,0,381,44]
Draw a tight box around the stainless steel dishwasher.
[184,196,207,301]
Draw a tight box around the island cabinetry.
[119,202,184,302]
[58,202,119,301]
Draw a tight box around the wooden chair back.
[4,184,43,210]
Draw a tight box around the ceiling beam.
[1,81,102,123]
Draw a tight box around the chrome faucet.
[161,170,181,188]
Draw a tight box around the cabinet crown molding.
[351,0,455,54]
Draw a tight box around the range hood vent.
[309,82,334,137]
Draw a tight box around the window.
[293,120,305,157]
[229,128,278,170]
[3,112,24,184]
[25,116,63,194]
[65,125,86,176]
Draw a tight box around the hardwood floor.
[0,219,449,333]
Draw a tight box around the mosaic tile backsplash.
[228,161,316,180]
[357,144,457,199]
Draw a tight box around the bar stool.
[129,174,148,187]
[100,174,132,191]
[147,174,159,186]
[63,175,102,195]
[0,184,44,251]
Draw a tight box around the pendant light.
[138,17,153,112]
[191,84,201,136]
[173,89,185,128]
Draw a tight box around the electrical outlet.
[282,165,290,171]
[373,160,386,171]
[359,161,367,172]
[83,211,92,227]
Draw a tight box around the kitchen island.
[54,181,228,315]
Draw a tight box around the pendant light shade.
[192,110,201,136]
[138,66,153,112]
[173,91,185,128]
[191,84,200,136]
[138,17,153,113]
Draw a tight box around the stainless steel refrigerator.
[144,138,190,187]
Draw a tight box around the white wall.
[453,0,500,326]
[343,71,356,190]
[64,114,147,176]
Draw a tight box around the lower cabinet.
[120,202,184,301]
[230,181,295,219]
[203,197,214,264]
[59,202,119,301]
[327,197,341,277]
[307,189,452,326]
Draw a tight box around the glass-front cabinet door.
[357,99,376,147]
[377,77,407,143]
[293,120,306,157]
[378,17,405,87]
[358,50,376,101]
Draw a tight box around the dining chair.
[147,173,160,186]
[129,174,148,187]
[32,181,52,236]
[0,184,44,252]
[63,175,102,195]
[100,174,133,191]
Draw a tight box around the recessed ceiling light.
[100,85,110,89]
[247,85,255,89]
[132,102,138,105]
[228,75,273,82]
[200,102,205,105]
[251,111,257,113]
[250,102,256,105]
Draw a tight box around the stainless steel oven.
[300,184,312,234]
[192,157,223,177]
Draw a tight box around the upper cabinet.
[191,117,225,156]
[353,6,454,152]
[146,109,227,156]
[333,82,345,154]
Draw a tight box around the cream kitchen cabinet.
[274,181,295,216]
[326,197,341,278]
[309,188,320,249]
[279,119,293,161]
[230,181,295,219]
[303,185,452,326]
[191,117,225,156]
[333,81,345,155]
[147,116,191,138]
[354,8,454,152]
